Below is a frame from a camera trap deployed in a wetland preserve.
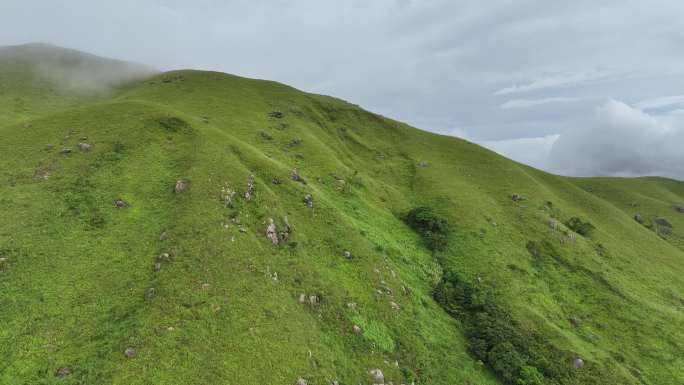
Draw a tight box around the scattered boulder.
[390,301,401,310]
[221,184,236,207]
[353,325,363,334]
[201,283,212,290]
[549,220,560,231]
[634,214,643,224]
[201,116,209,124]
[269,111,284,119]
[279,216,291,242]
[655,217,673,228]
[369,368,385,384]
[124,347,136,358]
[154,262,162,272]
[573,357,585,369]
[55,367,71,378]
[60,148,72,155]
[343,250,352,259]
[144,287,156,301]
[159,231,168,241]
[245,177,255,201]
[418,160,429,168]
[511,194,523,202]
[272,177,282,185]
[673,204,684,213]
[295,378,307,385]
[298,293,320,306]
[288,137,303,147]
[78,142,93,151]
[266,218,279,245]
[114,199,129,208]
[290,168,303,182]
[260,130,273,140]
[24,123,33,129]
[175,180,189,193]
[303,194,314,208]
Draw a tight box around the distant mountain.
[0,44,683,385]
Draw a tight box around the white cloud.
[498,97,579,110]
[549,100,684,179]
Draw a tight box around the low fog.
[0,43,156,93]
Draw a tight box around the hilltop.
[0,44,683,385]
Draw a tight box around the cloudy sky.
[2,0,684,180]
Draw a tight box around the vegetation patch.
[564,217,596,236]
[434,272,630,385]
[403,207,450,251]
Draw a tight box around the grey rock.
[343,250,352,259]
[175,180,189,193]
[124,347,136,358]
[269,111,284,119]
[245,177,255,201]
[303,194,314,208]
[309,295,320,306]
[370,368,385,384]
[154,262,162,272]
[418,160,429,167]
[78,142,93,151]
[55,367,71,378]
[266,218,279,245]
[353,325,362,334]
[673,204,684,213]
[114,199,129,208]
[145,287,156,301]
[290,168,302,182]
[60,148,72,154]
[634,214,643,224]
[511,194,523,202]
[295,378,307,385]
[260,130,273,140]
[573,358,584,369]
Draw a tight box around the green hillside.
[1,44,683,385]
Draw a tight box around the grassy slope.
[0,51,683,385]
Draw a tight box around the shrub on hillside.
[565,217,596,236]
[404,207,449,251]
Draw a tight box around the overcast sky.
[2,0,684,180]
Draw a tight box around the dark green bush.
[434,272,629,385]
[404,207,449,251]
[565,217,595,236]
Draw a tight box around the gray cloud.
[549,100,684,180]
[1,1,684,179]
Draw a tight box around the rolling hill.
[1,43,683,385]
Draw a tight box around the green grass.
[0,45,683,385]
